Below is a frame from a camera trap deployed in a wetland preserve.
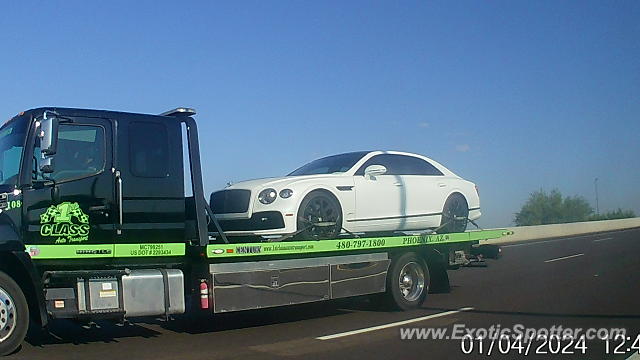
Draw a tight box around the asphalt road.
[13,228,640,359]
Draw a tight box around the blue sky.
[1,1,638,227]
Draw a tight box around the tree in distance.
[515,189,592,226]
[514,189,636,226]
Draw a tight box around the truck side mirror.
[39,111,59,174]
[40,112,59,156]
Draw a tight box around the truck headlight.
[258,188,277,204]
[279,189,293,199]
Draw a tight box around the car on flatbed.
[211,150,481,239]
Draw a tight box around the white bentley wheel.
[297,191,342,240]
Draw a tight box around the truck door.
[112,116,186,260]
[24,117,116,262]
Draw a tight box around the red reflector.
[200,280,209,309]
[226,249,234,253]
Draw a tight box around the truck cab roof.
[15,107,195,123]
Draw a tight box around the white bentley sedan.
[211,151,480,239]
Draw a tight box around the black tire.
[439,193,469,233]
[296,190,342,240]
[384,253,429,311]
[0,271,29,356]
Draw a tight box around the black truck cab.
[1,108,201,260]
[0,107,212,354]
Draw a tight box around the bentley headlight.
[279,189,293,199]
[258,188,278,204]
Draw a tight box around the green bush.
[514,189,635,226]
[515,189,593,226]
[589,208,636,221]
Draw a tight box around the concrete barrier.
[483,217,640,245]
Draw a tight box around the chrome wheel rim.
[398,262,425,302]
[0,287,17,342]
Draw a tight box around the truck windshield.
[0,116,29,186]
[288,151,369,176]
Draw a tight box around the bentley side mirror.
[364,164,387,180]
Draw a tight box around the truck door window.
[129,121,170,178]
[33,124,106,182]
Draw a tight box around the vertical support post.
[182,117,209,247]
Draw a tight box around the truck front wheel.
[385,253,429,310]
[0,271,28,356]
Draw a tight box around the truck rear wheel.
[384,253,429,310]
[0,271,28,356]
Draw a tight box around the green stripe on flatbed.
[23,230,512,260]
[206,229,512,258]
[25,243,186,259]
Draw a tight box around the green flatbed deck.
[206,229,513,259]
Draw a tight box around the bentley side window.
[355,154,398,175]
[356,154,443,176]
[395,155,443,176]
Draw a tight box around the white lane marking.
[544,253,584,263]
[503,236,587,248]
[503,231,625,248]
[316,307,474,340]
[593,237,614,243]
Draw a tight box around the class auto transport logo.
[40,202,90,244]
